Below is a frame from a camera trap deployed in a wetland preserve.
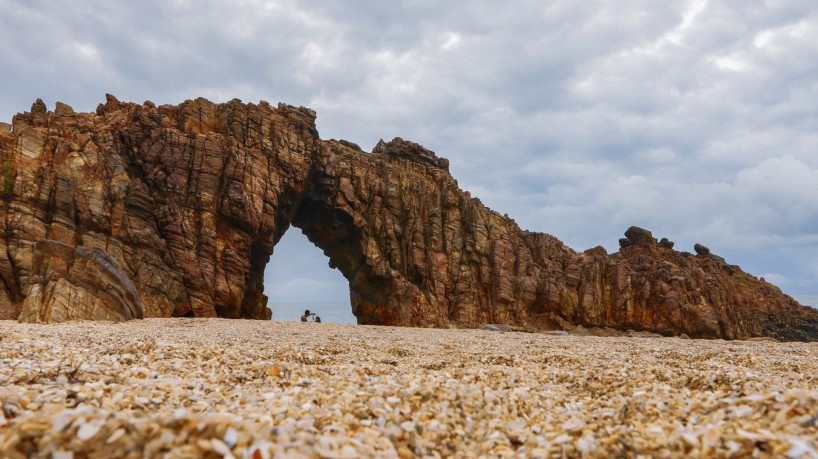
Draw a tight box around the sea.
[268,301,357,324]
[269,295,818,324]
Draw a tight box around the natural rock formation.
[19,240,144,323]
[1,96,816,340]
[624,226,655,244]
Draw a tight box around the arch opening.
[263,226,356,323]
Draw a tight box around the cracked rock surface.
[1,96,816,340]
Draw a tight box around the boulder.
[624,226,655,244]
[54,101,75,116]
[694,243,710,256]
[659,238,674,249]
[30,98,47,114]
[372,137,450,171]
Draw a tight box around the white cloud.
[712,54,753,72]
[441,32,461,50]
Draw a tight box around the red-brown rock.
[19,240,144,323]
[0,96,815,341]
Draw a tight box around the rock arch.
[1,96,817,340]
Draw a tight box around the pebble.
[1,318,817,457]
[210,438,234,458]
[76,422,100,441]
[223,427,239,447]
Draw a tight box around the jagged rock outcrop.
[694,243,711,256]
[624,226,655,244]
[1,96,816,340]
[659,237,674,249]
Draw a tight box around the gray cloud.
[1,0,816,297]
[264,229,348,303]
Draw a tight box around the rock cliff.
[1,96,816,340]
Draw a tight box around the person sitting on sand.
[301,309,314,322]
[314,316,321,323]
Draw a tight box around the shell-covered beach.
[1,319,817,458]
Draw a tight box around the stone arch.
[261,223,353,322]
[280,139,457,328]
[3,96,817,340]
[289,190,404,325]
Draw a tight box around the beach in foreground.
[1,319,817,458]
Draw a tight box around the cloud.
[264,277,349,303]
[263,227,349,302]
[1,0,816,295]
[760,273,791,288]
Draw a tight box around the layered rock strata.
[19,239,144,323]
[0,96,815,340]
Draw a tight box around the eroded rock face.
[19,240,144,323]
[0,96,816,340]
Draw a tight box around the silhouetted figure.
[301,309,314,322]
[314,316,321,323]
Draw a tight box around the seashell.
[76,422,101,441]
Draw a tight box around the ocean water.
[793,294,818,308]
[269,301,357,324]
[268,295,818,324]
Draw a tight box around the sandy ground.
[1,319,817,458]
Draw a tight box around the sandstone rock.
[18,240,144,323]
[54,102,75,116]
[618,238,632,248]
[694,243,710,255]
[659,238,674,249]
[624,226,654,244]
[372,137,449,171]
[30,98,47,114]
[1,96,816,340]
[337,139,361,151]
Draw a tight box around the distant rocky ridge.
[1,96,816,341]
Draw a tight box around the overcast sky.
[1,0,817,302]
